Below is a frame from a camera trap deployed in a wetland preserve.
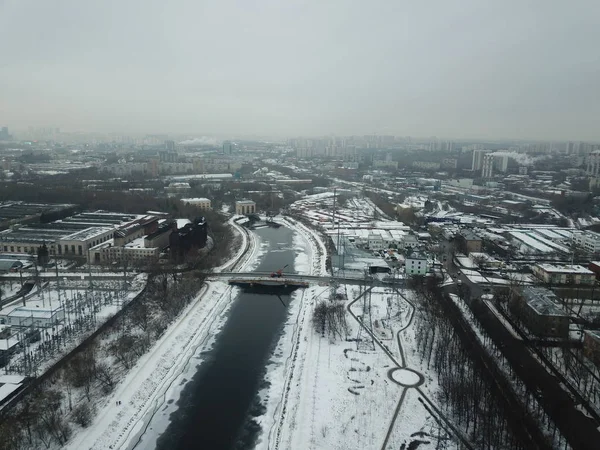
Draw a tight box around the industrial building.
[510,287,570,338]
[0,210,169,265]
[0,201,76,230]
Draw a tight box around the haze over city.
[1,0,600,140]
[5,2,600,449]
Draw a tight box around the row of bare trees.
[409,276,530,450]
[312,300,349,339]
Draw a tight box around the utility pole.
[54,255,61,309]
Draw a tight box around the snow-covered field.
[255,220,462,450]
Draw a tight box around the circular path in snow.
[388,367,424,387]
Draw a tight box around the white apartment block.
[367,234,385,250]
[405,252,428,276]
[481,153,494,179]
[181,198,212,210]
[573,230,600,254]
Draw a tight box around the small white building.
[469,252,502,269]
[532,263,595,286]
[402,234,419,249]
[181,198,212,211]
[1,307,64,328]
[235,200,256,215]
[367,234,385,250]
[405,252,428,275]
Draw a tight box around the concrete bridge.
[209,271,405,288]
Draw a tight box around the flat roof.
[61,227,113,242]
[7,307,63,319]
[0,383,21,402]
[89,238,115,250]
[586,329,600,341]
[407,252,427,260]
[522,287,568,317]
[124,237,146,249]
[181,198,211,203]
[461,230,481,240]
[535,264,594,275]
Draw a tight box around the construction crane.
[270,264,289,278]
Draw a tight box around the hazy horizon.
[2,0,599,141]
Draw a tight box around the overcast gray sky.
[1,0,599,140]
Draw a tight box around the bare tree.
[95,361,116,393]
[0,414,24,450]
[65,346,97,401]
[71,402,94,428]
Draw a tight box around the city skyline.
[1,1,600,141]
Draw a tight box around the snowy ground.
[65,221,259,450]
[255,220,462,450]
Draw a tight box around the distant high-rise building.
[159,150,177,163]
[587,150,600,178]
[493,154,509,173]
[223,141,233,155]
[165,140,176,151]
[481,153,494,179]
[0,127,10,140]
[472,149,492,171]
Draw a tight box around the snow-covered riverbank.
[65,219,261,450]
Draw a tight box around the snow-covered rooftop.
[62,227,113,242]
[535,264,594,275]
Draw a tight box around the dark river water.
[155,226,297,450]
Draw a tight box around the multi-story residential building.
[405,252,428,275]
[510,287,570,338]
[367,234,385,250]
[456,230,482,254]
[481,153,494,178]
[441,158,458,169]
[181,198,212,211]
[412,161,440,170]
[532,263,595,286]
[586,150,600,177]
[573,230,600,255]
[587,150,600,188]
[472,149,492,171]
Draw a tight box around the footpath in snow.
[255,218,464,450]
